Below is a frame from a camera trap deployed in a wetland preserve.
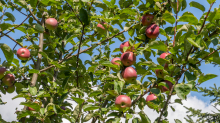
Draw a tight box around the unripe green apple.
[5,85,15,93]
[2,74,15,86]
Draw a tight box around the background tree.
[0,0,219,123]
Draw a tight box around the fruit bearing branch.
[39,22,138,72]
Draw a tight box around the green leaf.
[178,13,198,25]
[0,43,14,64]
[101,61,118,68]
[28,85,37,96]
[71,97,84,105]
[32,23,44,33]
[28,69,40,74]
[150,88,160,95]
[4,12,16,22]
[198,74,218,84]
[106,90,118,96]
[20,102,40,112]
[139,111,151,123]
[162,11,175,24]
[189,1,205,12]
[0,23,11,31]
[185,71,196,82]
[132,118,141,123]
[187,37,200,48]
[181,0,187,11]
[79,8,89,26]
[207,0,216,4]
[126,114,133,120]
[62,77,69,90]
[148,41,168,52]
[83,104,99,111]
[174,119,182,123]
[83,113,93,122]
[175,84,191,100]
[174,99,183,105]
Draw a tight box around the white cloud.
[1,92,219,123]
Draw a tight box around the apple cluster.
[110,41,137,110]
[142,14,159,39]
[0,67,15,93]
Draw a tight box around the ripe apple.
[17,48,30,61]
[2,74,15,86]
[146,94,157,109]
[160,52,171,71]
[0,67,7,79]
[45,18,58,30]
[97,22,109,31]
[111,58,121,66]
[120,41,135,53]
[121,51,136,66]
[155,69,164,78]
[122,67,137,83]
[115,95,131,110]
[145,24,160,39]
[142,14,154,26]
[159,80,173,92]
[5,85,15,93]
[27,101,39,111]
[160,53,171,59]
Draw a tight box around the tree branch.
[39,22,138,72]
[24,1,41,24]
[185,2,215,62]
[30,16,45,87]
[157,65,186,122]
[195,47,220,64]
[8,0,27,16]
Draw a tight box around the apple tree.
[0,0,219,122]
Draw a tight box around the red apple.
[45,18,58,30]
[5,85,15,93]
[120,41,135,53]
[17,48,30,61]
[2,74,15,86]
[155,69,164,78]
[142,14,154,26]
[146,94,157,109]
[27,101,39,111]
[0,67,7,79]
[145,24,160,39]
[97,22,108,30]
[122,67,137,83]
[160,53,171,59]
[121,51,136,66]
[115,95,131,110]
[159,80,173,92]
[111,58,121,66]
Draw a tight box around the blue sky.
[0,0,220,113]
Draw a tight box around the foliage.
[0,0,219,122]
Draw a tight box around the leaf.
[148,41,168,52]
[4,12,16,22]
[32,23,44,33]
[79,8,89,26]
[83,104,99,111]
[106,90,118,96]
[126,114,133,120]
[189,1,205,12]
[83,113,93,122]
[20,102,40,112]
[185,71,196,82]
[0,43,14,64]
[150,88,160,95]
[139,111,151,123]
[174,99,183,105]
[62,77,69,90]
[162,11,175,24]
[28,85,37,96]
[181,0,187,11]
[174,119,182,123]
[132,118,141,123]
[175,84,191,100]
[101,61,118,68]
[187,38,200,48]
[198,74,218,84]
[178,13,198,25]
[28,69,40,74]
[71,97,84,105]
[207,0,216,4]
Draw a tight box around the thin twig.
[0,8,7,24]
[8,0,27,16]
[195,47,220,64]
[173,0,179,47]
[24,1,41,24]
[4,33,23,47]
